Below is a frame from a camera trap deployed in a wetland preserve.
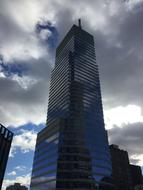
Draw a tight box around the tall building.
[130,164,142,189]
[6,183,28,190]
[110,144,132,190]
[0,124,13,190]
[30,21,112,190]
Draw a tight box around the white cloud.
[2,174,30,190]
[39,29,52,40]
[7,171,16,176]
[0,34,46,62]
[11,75,38,90]
[4,0,42,32]
[130,154,143,166]
[0,0,51,62]
[0,72,6,78]
[10,130,37,156]
[14,166,27,172]
[0,103,46,127]
[105,105,143,129]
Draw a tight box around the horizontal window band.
[34,150,58,165]
[30,178,56,187]
[33,160,57,173]
[31,169,57,179]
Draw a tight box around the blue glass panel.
[34,155,58,169]
[35,139,59,157]
[34,149,58,163]
[36,133,59,149]
[32,164,57,176]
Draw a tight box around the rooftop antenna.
[78,19,82,28]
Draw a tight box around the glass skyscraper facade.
[30,23,112,190]
[0,124,13,190]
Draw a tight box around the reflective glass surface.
[30,25,113,190]
[30,126,59,190]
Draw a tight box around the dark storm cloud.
[0,13,38,61]
[108,122,143,164]
[0,56,52,126]
[95,2,143,109]
[0,14,25,42]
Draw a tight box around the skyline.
[0,0,143,189]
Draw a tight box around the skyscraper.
[30,21,112,190]
[0,124,13,190]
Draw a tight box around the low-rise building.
[130,164,142,189]
[110,144,132,190]
[6,183,28,190]
[135,185,143,190]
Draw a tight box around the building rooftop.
[0,123,13,140]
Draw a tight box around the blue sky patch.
[36,21,58,49]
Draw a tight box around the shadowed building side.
[110,145,132,190]
[130,164,143,189]
[56,81,96,189]
[0,124,13,190]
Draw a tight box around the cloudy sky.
[1,0,143,189]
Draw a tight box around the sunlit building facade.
[30,22,112,190]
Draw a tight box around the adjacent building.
[30,21,113,190]
[130,164,142,189]
[0,124,13,190]
[6,183,28,190]
[109,144,143,190]
[135,185,143,190]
